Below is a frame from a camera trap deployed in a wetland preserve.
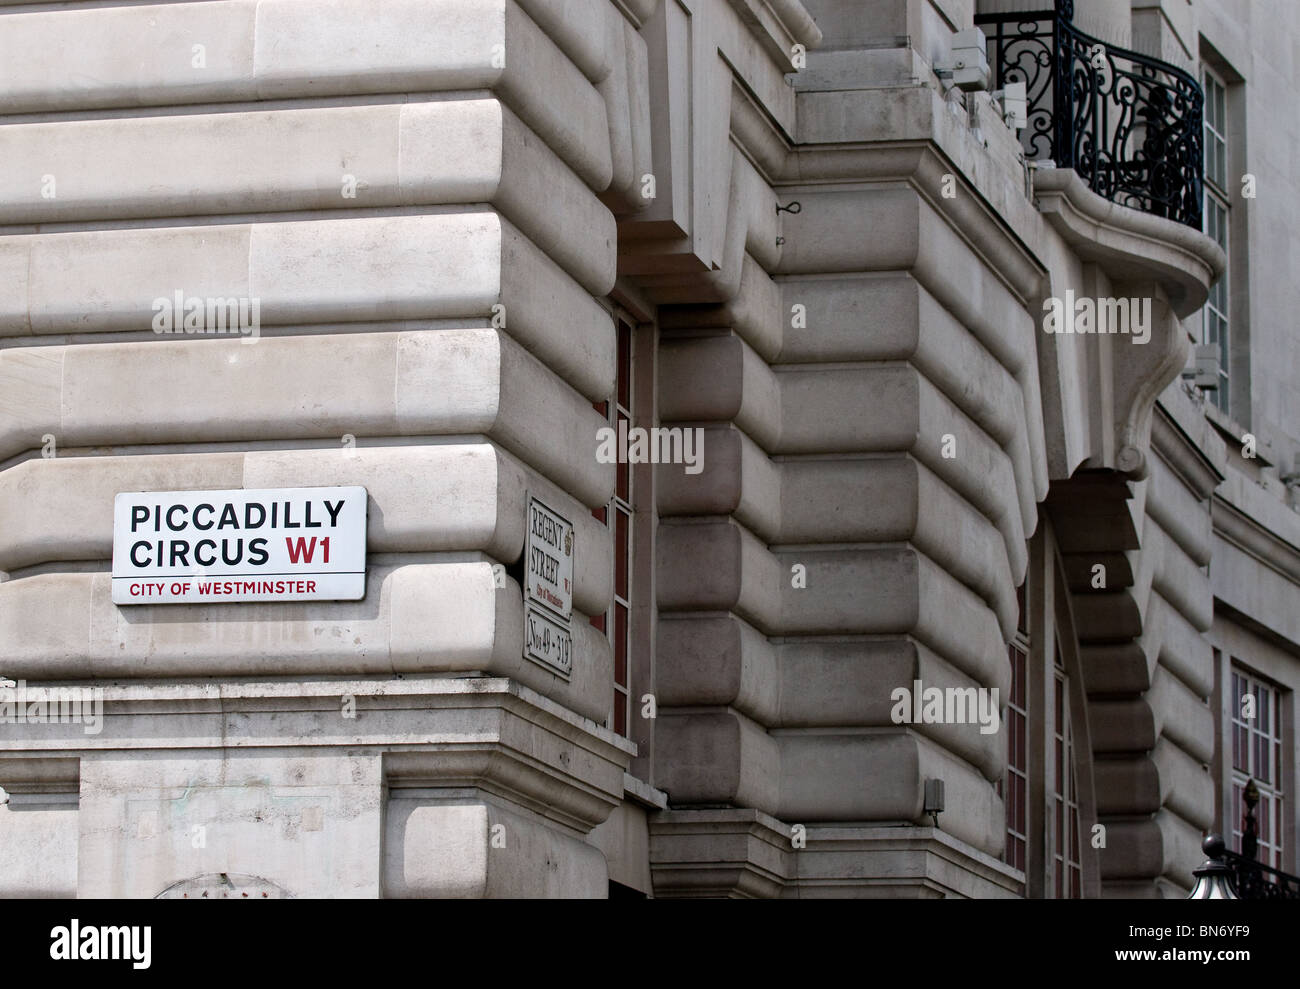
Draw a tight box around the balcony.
[975,0,1204,229]
[1192,780,1300,899]
[1223,849,1300,900]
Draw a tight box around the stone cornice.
[726,0,823,66]
[0,677,636,833]
[623,771,669,810]
[790,825,1025,897]
[0,755,79,794]
[647,814,1028,897]
[612,0,658,28]
[1033,166,1225,319]
[649,807,794,898]
[1152,398,1227,500]
[1212,491,1300,588]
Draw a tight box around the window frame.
[1017,525,1102,898]
[1228,665,1286,869]
[1201,64,1231,412]
[592,320,636,738]
[998,587,1030,877]
[1051,649,1083,899]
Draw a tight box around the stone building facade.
[0,0,1295,898]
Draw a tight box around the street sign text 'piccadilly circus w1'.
[111,486,368,604]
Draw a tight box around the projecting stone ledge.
[0,677,635,898]
[648,810,1022,898]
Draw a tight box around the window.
[1229,667,1285,869]
[998,581,1082,896]
[1051,644,1082,899]
[592,320,634,737]
[1202,66,1230,411]
[1000,537,1097,898]
[998,584,1029,874]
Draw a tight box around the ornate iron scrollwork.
[1223,850,1300,900]
[975,1,1204,229]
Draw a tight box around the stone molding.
[0,677,635,835]
[1033,166,1224,319]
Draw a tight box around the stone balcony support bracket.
[1033,166,1225,481]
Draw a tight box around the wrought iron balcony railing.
[1193,780,1300,899]
[1225,778,1300,899]
[974,0,1204,229]
[1223,848,1300,900]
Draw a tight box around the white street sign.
[524,604,573,678]
[112,486,367,604]
[525,497,574,620]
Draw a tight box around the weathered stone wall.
[2,0,1290,900]
[0,0,648,898]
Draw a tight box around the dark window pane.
[618,323,631,409]
[615,605,628,686]
[1276,802,1284,866]
[614,690,627,736]
[592,505,606,525]
[1232,784,1243,841]
[616,416,630,501]
[615,509,629,597]
[590,612,606,634]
